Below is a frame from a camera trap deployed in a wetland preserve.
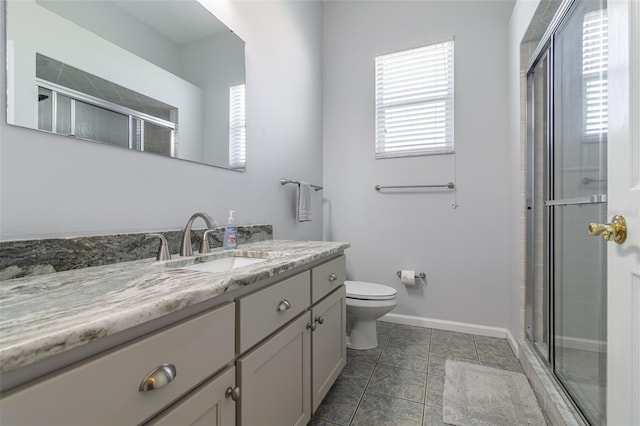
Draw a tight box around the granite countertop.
[0,240,349,375]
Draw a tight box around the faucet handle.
[200,229,217,254]
[146,234,171,261]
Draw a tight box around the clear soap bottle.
[223,210,238,249]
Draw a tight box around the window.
[582,9,608,138]
[375,40,454,158]
[229,84,246,169]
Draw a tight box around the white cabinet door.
[237,313,311,426]
[147,367,236,426]
[311,285,346,412]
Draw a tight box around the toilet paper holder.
[396,271,426,279]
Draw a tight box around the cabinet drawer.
[237,271,310,353]
[311,256,346,304]
[0,303,235,426]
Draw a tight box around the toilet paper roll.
[400,270,416,286]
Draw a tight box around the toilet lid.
[345,281,397,300]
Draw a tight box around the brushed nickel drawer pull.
[277,299,291,312]
[225,386,241,401]
[315,315,324,325]
[328,273,337,282]
[139,363,177,392]
[307,322,317,331]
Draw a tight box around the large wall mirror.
[5,0,246,171]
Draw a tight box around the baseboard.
[506,329,520,359]
[381,313,508,339]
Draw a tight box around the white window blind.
[229,84,246,169]
[582,9,608,137]
[375,40,454,158]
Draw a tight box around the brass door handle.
[588,215,627,244]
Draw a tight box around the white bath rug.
[443,360,546,426]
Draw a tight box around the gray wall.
[0,1,324,241]
[322,1,515,328]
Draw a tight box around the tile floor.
[308,321,529,426]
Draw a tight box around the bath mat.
[443,360,546,426]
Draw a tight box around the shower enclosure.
[525,0,608,424]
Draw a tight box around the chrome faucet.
[180,212,216,257]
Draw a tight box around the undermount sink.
[179,256,268,273]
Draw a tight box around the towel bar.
[375,182,454,191]
[281,178,323,191]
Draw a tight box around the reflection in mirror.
[6,0,246,171]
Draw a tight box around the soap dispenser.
[223,210,238,249]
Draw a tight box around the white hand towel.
[297,181,312,222]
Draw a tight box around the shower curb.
[519,341,588,426]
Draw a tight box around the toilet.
[345,280,398,350]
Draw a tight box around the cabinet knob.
[225,386,241,401]
[277,299,291,312]
[307,322,317,331]
[315,315,324,325]
[139,363,177,392]
[328,273,337,282]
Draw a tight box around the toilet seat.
[345,281,397,301]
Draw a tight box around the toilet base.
[346,319,379,350]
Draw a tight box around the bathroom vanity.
[0,240,348,425]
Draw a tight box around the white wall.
[0,0,324,241]
[323,1,515,328]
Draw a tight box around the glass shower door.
[551,0,608,423]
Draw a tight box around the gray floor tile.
[339,357,375,386]
[376,320,394,342]
[430,339,477,359]
[346,346,383,364]
[474,335,516,359]
[315,325,541,425]
[423,404,447,426]
[351,391,424,426]
[388,334,431,347]
[308,417,341,426]
[430,329,473,345]
[392,323,432,334]
[367,364,426,402]
[480,357,525,374]
[428,353,478,376]
[425,374,444,407]
[379,344,429,372]
[391,324,431,343]
[312,379,363,425]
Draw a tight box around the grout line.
[346,324,392,425]
[318,324,524,426]
[473,334,481,361]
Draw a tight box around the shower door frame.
[525,0,608,423]
[525,40,554,365]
